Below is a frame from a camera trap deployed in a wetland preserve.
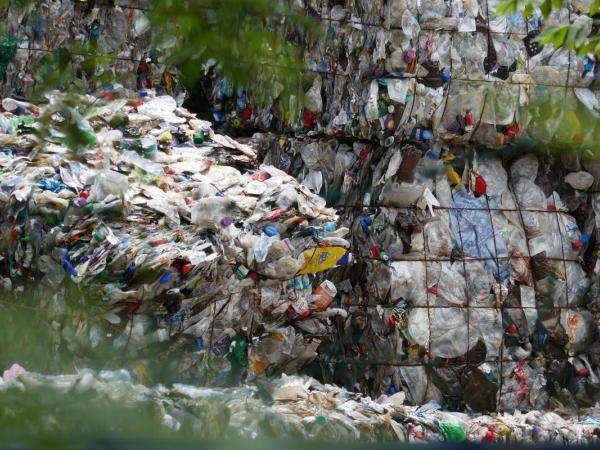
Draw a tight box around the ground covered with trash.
[2,367,600,444]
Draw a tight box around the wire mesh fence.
[1,0,600,416]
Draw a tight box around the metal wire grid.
[2,1,595,88]
[1,0,594,410]
[301,147,588,408]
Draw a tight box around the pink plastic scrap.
[2,363,27,381]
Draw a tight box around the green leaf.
[496,0,519,15]
[537,27,558,45]
[553,26,570,47]
[523,3,533,16]
[574,25,590,49]
[589,0,600,14]
[540,0,552,18]
[537,26,570,49]
[566,25,580,51]
[551,0,564,10]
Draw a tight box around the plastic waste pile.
[3,0,600,433]
[212,0,599,148]
[206,0,600,417]
[0,90,361,384]
[250,131,600,414]
[1,0,184,100]
[2,365,600,443]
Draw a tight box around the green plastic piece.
[193,130,205,144]
[227,332,248,368]
[82,130,97,148]
[0,35,17,80]
[108,112,129,128]
[440,422,466,442]
[93,230,106,242]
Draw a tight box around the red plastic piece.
[127,302,141,314]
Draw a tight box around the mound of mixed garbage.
[0,91,352,385]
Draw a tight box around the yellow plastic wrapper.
[446,165,462,185]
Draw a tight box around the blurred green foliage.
[0,0,318,153]
[148,0,315,106]
[498,0,600,56]
[0,0,315,95]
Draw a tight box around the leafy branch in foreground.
[0,0,318,153]
[148,0,318,108]
[497,0,599,56]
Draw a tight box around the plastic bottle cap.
[325,222,336,232]
[415,129,433,140]
[221,217,233,227]
[93,230,106,242]
[264,226,278,237]
[159,272,173,284]
[425,150,439,160]
[371,244,380,259]
[84,203,94,214]
[440,69,450,83]
[62,259,77,277]
[194,131,205,144]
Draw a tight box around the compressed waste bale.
[253,132,600,414]
[208,1,599,151]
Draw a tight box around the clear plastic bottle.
[121,150,163,175]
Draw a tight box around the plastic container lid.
[159,272,173,284]
[264,226,278,237]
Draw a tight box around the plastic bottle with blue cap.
[411,128,433,141]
